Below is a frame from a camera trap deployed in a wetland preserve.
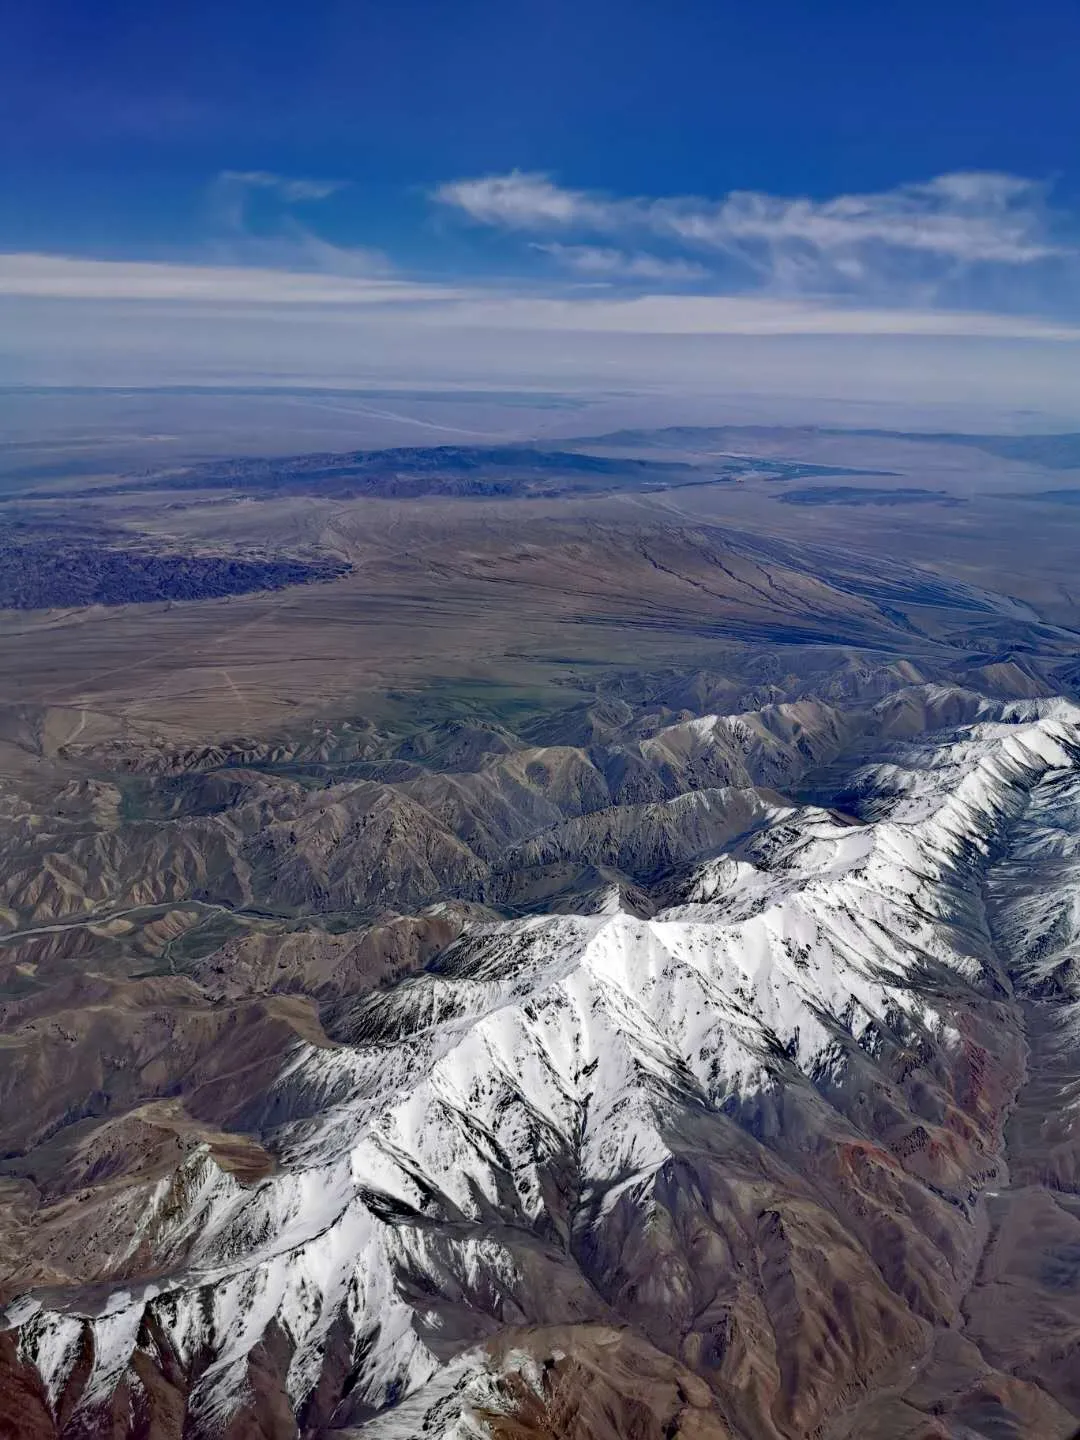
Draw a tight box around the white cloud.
[661,172,1061,265]
[434,169,1074,302]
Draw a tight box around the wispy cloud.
[206,169,386,277]
[7,258,1080,415]
[217,170,348,203]
[417,292,1080,340]
[532,243,708,282]
[5,167,1080,411]
[434,173,612,230]
[434,169,1074,303]
[3,253,1078,343]
[0,254,460,304]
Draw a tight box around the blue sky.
[3,0,1080,410]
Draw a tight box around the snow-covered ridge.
[8,702,1080,1433]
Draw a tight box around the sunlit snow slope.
[6,697,1080,1439]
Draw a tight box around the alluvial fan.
[5,696,1080,1439]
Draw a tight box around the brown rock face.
[438,1327,737,1440]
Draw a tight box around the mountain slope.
[4,697,1080,1438]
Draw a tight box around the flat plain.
[2,407,1079,755]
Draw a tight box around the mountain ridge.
[5,693,1080,1438]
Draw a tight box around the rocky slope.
[3,690,1080,1438]
[0,677,1040,937]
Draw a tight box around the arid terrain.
[2,403,1080,1439]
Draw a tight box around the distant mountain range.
[11,443,892,504]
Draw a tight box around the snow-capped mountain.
[6,695,1080,1438]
